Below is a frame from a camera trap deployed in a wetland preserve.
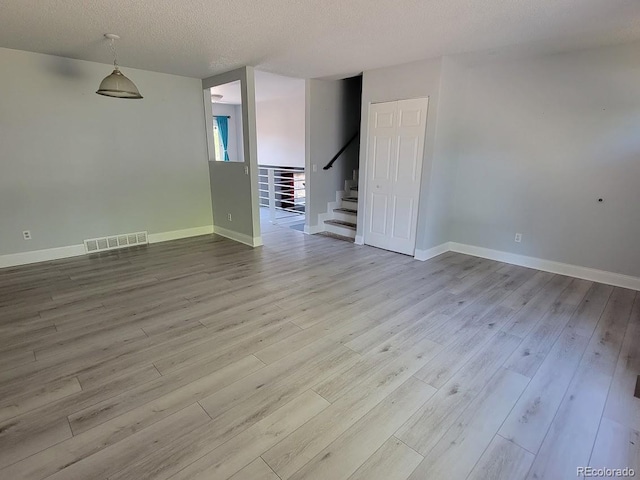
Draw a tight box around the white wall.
[256,86,305,167]
[449,42,640,277]
[0,47,212,257]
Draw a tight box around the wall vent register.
[84,231,148,253]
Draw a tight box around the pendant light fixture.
[96,34,143,99]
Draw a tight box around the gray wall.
[0,47,212,256]
[306,76,361,228]
[449,42,640,277]
[203,67,261,243]
[357,41,640,277]
[422,57,466,249]
[357,58,443,249]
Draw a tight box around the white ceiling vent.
[84,231,148,253]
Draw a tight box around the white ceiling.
[1,0,639,79]
[211,72,305,105]
[211,81,243,105]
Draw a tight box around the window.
[213,123,225,162]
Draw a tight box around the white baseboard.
[414,243,450,261]
[213,225,262,247]
[354,234,364,245]
[5,231,636,291]
[0,244,86,269]
[448,242,640,291]
[305,211,330,235]
[0,225,215,269]
[304,224,325,235]
[148,225,213,244]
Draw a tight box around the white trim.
[304,211,329,235]
[213,225,262,247]
[354,234,364,245]
[147,225,213,244]
[0,225,215,269]
[0,244,86,269]
[414,242,449,261]
[304,224,325,235]
[449,242,640,291]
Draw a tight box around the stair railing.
[322,131,359,170]
[258,165,306,224]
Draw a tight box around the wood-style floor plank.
[589,417,639,474]
[407,368,529,480]
[284,377,436,480]
[467,435,535,480]
[526,287,636,480]
[47,403,211,480]
[499,282,613,453]
[395,331,522,455]
[346,436,423,480]
[0,225,637,480]
[227,458,280,480]
[603,292,640,431]
[262,336,441,479]
[167,390,329,480]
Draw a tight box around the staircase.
[320,170,359,240]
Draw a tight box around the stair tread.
[343,196,358,202]
[324,219,357,230]
[334,208,357,214]
[318,231,355,243]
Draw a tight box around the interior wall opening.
[254,71,307,237]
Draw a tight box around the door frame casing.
[359,97,430,256]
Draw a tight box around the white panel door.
[364,98,428,256]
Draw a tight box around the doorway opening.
[254,71,307,238]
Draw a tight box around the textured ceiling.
[210,72,305,105]
[1,0,639,79]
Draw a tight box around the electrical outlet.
[23,230,32,240]
[244,166,249,175]
[312,164,318,173]
[227,213,232,221]
[514,233,522,243]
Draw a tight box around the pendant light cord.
[109,38,119,69]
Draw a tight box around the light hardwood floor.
[0,223,638,480]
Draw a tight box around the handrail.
[322,131,359,170]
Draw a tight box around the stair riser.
[325,223,357,239]
[341,199,358,210]
[349,189,358,198]
[332,211,357,223]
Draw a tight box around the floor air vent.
[84,231,148,253]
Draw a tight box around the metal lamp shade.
[96,68,143,99]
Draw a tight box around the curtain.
[216,116,230,161]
